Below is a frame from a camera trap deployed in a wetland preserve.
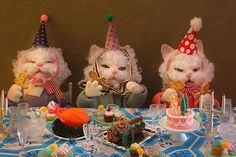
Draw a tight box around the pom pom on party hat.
[177,17,202,55]
[32,14,49,47]
[105,14,120,50]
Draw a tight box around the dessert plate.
[52,133,85,140]
[216,122,236,144]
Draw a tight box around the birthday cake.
[106,116,146,148]
[48,102,89,138]
[166,95,194,130]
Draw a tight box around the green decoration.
[181,94,188,115]
[122,131,128,147]
[106,14,113,22]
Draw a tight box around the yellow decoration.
[221,140,229,148]
[130,143,140,151]
[137,147,144,155]
[50,143,58,150]
[14,73,28,89]
[40,106,47,112]
[169,81,185,91]
[169,95,178,108]
[98,104,104,111]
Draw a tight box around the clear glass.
[8,106,19,136]
[149,104,159,125]
[222,99,233,123]
[17,102,28,119]
[17,126,28,156]
[159,103,166,119]
[83,123,92,150]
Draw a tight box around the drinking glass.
[17,126,28,156]
[17,102,28,119]
[83,123,92,150]
[158,103,166,119]
[222,99,233,123]
[149,104,159,125]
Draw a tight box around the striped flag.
[43,79,65,100]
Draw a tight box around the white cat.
[76,45,147,107]
[7,47,71,106]
[152,17,217,108]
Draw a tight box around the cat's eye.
[29,60,36,63]
[46,60,54,64]
[118,67,126,71]
[174,68,184,72]
[193,68,200,72]
[101,64,110,68]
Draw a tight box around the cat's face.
[167,53,204,84]
[159,40,214,85]
[21,48,58,79]
[97,50,131,87]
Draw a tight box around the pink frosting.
[105,110,114,116]
[166,108,194,130]
[227,143,234,152]
[52,147,69,156]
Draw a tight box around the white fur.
[159,40,214,86]
[190,17,202,32]
[83,45,142,88]
[12,46,71,85]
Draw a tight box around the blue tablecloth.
[0,108,234,157]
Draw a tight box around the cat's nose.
[37,63,43,67]
[112,71,118,75]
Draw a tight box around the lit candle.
[211,91,214,110]
[1,90,4,111]
[222,94,225,114]
[199,94,203,111]
[5,98,8,116]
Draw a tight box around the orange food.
[57,108,89,126]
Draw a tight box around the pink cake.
[166,106,194,130]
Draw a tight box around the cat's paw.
[126,81,144,94]
[161,88,178,102]
[7,84,23,102]
[85,80,103,97]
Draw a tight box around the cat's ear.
[88,45,104,63]
[90,45,101,55]
[161,44,175,61]
[197,40,206,59]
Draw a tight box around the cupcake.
[37,143,73,157]
[97,104,105,120]
[211,140,223,156]
[51,146,70,157]
[104,106,114,122]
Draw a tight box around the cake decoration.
[129,143,144,157]
[97,104,105,120]
[48,102,89,138]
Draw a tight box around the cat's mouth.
[185,80,194,86]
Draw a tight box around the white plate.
[216,122,236,144]
[53,133,85,140]
[159,116,200,133]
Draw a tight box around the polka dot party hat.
[32,14,49,47]
[177,17,202,55]
[105,14,120,50]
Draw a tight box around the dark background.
[0,0,235,107]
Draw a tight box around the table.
[0,108,234,157]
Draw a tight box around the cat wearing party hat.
[76,14,147,108]
[152,17,219,108]
[7,15,71,107]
